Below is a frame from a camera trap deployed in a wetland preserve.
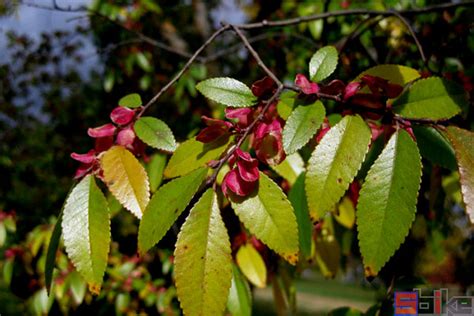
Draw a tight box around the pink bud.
[116,127,136,147]
[368,122,384,142]
[95,136,114,153]
[201,116,233,128]
[196,125,229,143]
[385,83,403,98]
[234,149,259,182]
[320,79,345,96]
[88,123,116,138]
[295,74,319,94]
[225,108,254,128]
[70,150,96,164]
[251,76,276,97]
[343,82,361,101]
[222,169,257,197]
[253,120,286,165]
[110,107,135,125]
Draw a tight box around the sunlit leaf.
[283,101,326,155]
[196,77,256,107]
[444,126,474,223]
[138,168,208,254]
[357,130,422,277]
[146,153,167,193]
[174,189,232,316]
[45,211,63,295]
[309,46,338,82]
[236,244,267,288]
[334,196,355,229]
[306,115,371,221]
[62,175,110,293]
[355,64,420,85]
[392,77,466,120]
[230,172,299,264]
[134,117,176,152]
[164,136,231,178]
[118,93,142,108]
[101,146,150,218]
[271,153,305,186]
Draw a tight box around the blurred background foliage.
[0,0,473,315]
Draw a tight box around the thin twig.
[388,10,427,65]
[338,16,384,53]
[136,25,231,118]
[230,25,283,86]
[236,2,474,29]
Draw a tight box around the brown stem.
[236,2,474,29]
[136,25,231,118]
[230,25,283,86]
[388,10,427,65]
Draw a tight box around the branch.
[388,9,427,65]
[230,25,282,87]
[19,0,87,12]
[136,25,231,118]
[236,2,474,29]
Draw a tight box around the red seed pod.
[110,106,136,125]
[295,74,320,94]
[87,123,116,138]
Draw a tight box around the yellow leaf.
[101,146,150,218]
[334,196,356,229]
[236,244,267,288]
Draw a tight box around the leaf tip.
[88,283,101,295]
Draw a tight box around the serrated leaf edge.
[356,130,422,276]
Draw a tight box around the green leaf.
[174,189,232,316]
[118,93,142,108]
[68,271,87,305]
[357,130,422,277]
[392,77,466,120]
[227,265,252,316]
[271,153,305,186]
[283,101,326,154]
[288,173,312,259]
[0,223,5,247]
[62,175,111,294]
[146,153,167,193]
[444,127,474,223]
[236,244,267,288]
[306,115,371,221]
[413,126,457,170]
[45,212,63,295]
[138,168,208,254]
[276,91,298,120]
[45,183,77,295]
[164,136,231,178]
[230,172,299,264]
[196,77,256,107]
[355,64,420,85]
[134,117,177,152]
[101,146,150,219]
[309,46,338,82]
